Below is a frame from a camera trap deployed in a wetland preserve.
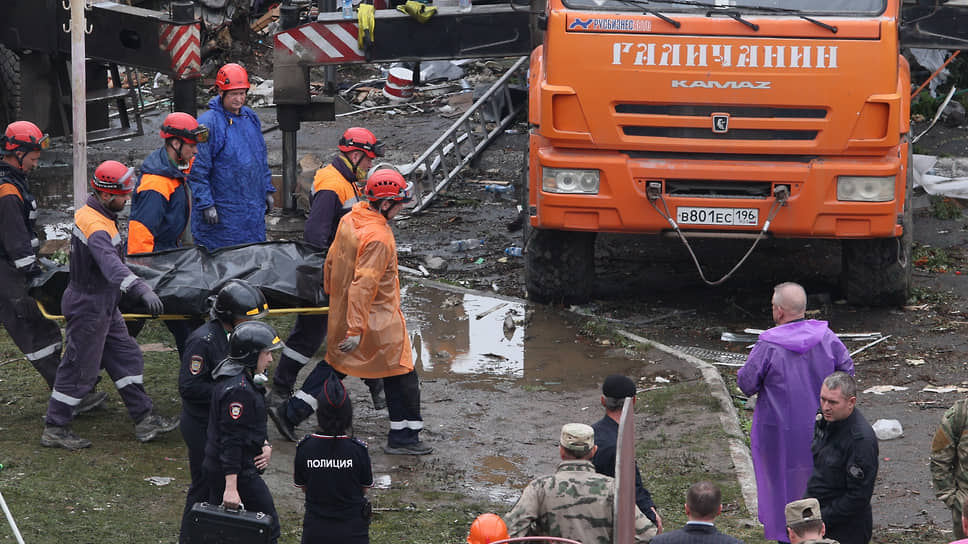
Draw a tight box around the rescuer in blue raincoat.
[187,62,275,250]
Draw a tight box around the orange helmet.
[160,112,209,143]
[90,160,136,195]
[215,63,250,92]
[467,513,508,544]
[338,127,384,159]
[364,168,412,203]
[2,120,49,154]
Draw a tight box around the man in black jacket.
[806,371,878,544]
[592,374,661,529]
[651,481,744,544]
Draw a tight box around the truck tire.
[841,149,913,306]
[0,45,22,129]
[525,228,596,304]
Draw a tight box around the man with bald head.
[737,282,854,543]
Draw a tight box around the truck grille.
[665,180,774,198]
[617,104,826,142]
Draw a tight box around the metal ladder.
[401,56,528,214]
[56,61,145,144]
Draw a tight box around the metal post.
[70,0,88,211]
[170,1,198,116]
[278,0,301,212]
[322,0,338,93]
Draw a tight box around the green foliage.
[912,244,955,273]
[929,194,963,220]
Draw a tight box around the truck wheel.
[525,228,596,304]
[0,45,22,129]
[841,150,913,306]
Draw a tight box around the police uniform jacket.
[305,158,363,250]
[179,320,230,420]
[806,408,878,544]
[203,369,268,477]
[0,162,40,277]
[294,433,373,519]
[128,147,191,254]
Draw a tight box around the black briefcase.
[186,502,273,544]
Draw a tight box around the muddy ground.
[24,57,968,542]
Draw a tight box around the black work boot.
[41,425,92,450]
[74,390,108,416]
[134,412,180,443]
[268,404,299,442]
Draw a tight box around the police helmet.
[228,321,283,369]
[210,279,269,324]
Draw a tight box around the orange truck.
[524,0,914,305]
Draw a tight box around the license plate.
[676,207,759,226]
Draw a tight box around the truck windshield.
[561,0,886,17]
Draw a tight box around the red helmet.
[467,513,508,544]
[338,127,384,159]
[160,112,209,143]
[3,120,49,154]
[90,160,136,195]
[365,168,412,203]
[215,63,250,92]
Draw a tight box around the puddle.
[401,283,662,389]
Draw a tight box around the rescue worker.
[42,160,180,450]
[203,320,282,543]
[187,62,276,250]
[294,376,373,544]
[324,168,431,455]
[177,279,268,544]
[268,127,387,443]
[128,111,209,357]
[0,120,105,414]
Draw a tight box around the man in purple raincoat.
[737,282,853,543]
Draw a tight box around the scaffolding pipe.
[70,0,88,211]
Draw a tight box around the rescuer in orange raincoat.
[324,168,431,456]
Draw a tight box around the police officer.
[177,279,268,544]
[128,112,209,357]
[268,127,387,443]
[203,320,283,543]
[0,121,106,413]
[42,160,179,450]
[294,376,373,544]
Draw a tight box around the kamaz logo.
[671,80,771,89]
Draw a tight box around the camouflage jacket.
[931,398,968,511]
[503,460,657,544]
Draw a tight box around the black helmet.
[210,279,268,323]
[228,321,283,368]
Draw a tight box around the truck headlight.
[836,176,895,202]
[542,168,599,194]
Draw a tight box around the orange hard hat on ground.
[467,513,509,544]
[90,160,136,195]
[215,63,250,92]
[160,112,209,143]
[3,120,49,154]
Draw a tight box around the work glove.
[265,194,274,214]
[396,0,436,23]
[142,289,164,316]
[202,206,219,225]
[339,334,361,353]
[357,0,375,60]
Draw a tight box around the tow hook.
[646,181,662,201]
[774,184,790,205]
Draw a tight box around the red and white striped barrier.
[274,22,365,64]
[159,23,201,79]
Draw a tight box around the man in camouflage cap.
[503,423,657,544]
[932,397,968,541]
[785,498,838,544]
